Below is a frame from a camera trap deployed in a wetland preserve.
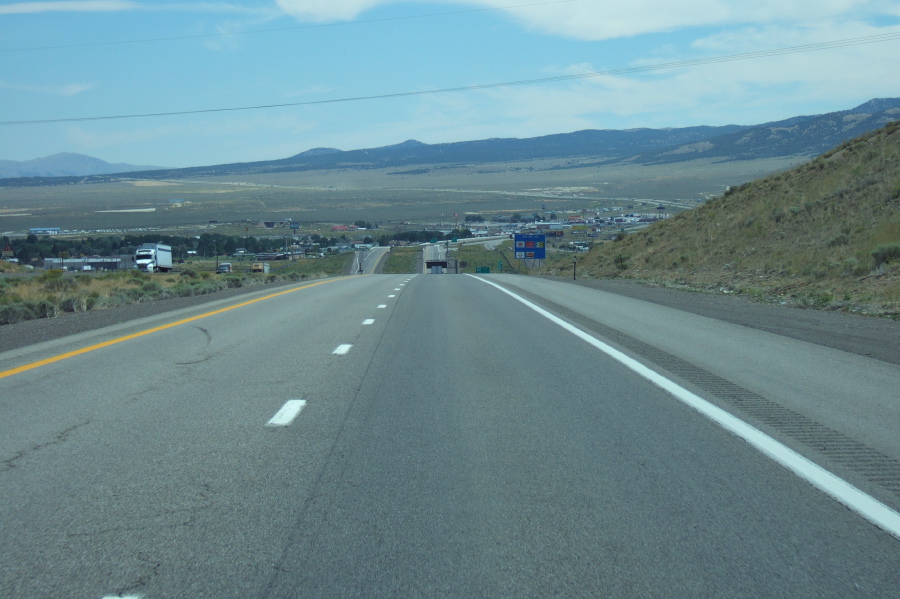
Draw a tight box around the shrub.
[872,243,900,268]
[828,234,849,247]
[43,277,79,292]
[0,304,34,324]
[59,295,91,312]
[31,299,59,318]
[140,281,164,295]
[38,269,64,282]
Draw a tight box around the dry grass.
[542,122,900,316]
[0,252,354,325]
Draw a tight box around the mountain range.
[2,98,898,186]
[0,152,163,179]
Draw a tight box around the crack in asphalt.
[1,420,90,473]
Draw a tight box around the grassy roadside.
[381,247,420,273]
[0,254,354,325]
[379,241,521,275]
[539,123,900,317]
[454,241,517,274]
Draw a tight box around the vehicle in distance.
[133,243,172,273]
[216,262,233,274]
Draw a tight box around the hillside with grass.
[546,122,900,316]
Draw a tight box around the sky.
[1,0,899,168]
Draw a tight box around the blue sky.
[2,0,899,167]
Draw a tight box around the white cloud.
[275,0,388,22]
[59,83,95,96]
[464,25,900,132]
[490,0,885,41]
[0,80,94,96]
[0,1,277,15]
[274,1,893,40]
[0,1,137,14]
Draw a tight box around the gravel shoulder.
[2,275,898,366]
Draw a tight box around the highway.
[1,274,899,598]
[351,245,390,274]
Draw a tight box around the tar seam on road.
[0,278,344,381]
[470,275,900,541]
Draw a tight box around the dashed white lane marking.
[388,295,396,298]
[469,274,900,541]
[377,304,387,309]
[333,344,353,355]
[394,288,401,291]
[362,319,375,325]
[102,596,142,599]
[266,400,307,427]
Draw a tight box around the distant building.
[257,220,293,229]
[43,256,126,271]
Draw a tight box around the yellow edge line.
[0,277,343,380]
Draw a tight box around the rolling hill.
[551,121,900,316]
[0,153,164,179]
[635,98,900,164]
[2,98,897,187]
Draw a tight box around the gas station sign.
[514,234,546,260]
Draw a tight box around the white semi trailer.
[134,243,173,273]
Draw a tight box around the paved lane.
[1,274,898,598]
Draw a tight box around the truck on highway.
[133,243,173,273]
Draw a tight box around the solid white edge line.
[362,319,375,325]
[266,399,307,427]
[333,344,353,355]
[468,274,900,540]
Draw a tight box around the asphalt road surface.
[1,273,899,598]
[351,246,390,275]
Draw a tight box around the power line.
[1,0,586,52]
[2,31,899,126]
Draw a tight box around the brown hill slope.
[548,122,900,316]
